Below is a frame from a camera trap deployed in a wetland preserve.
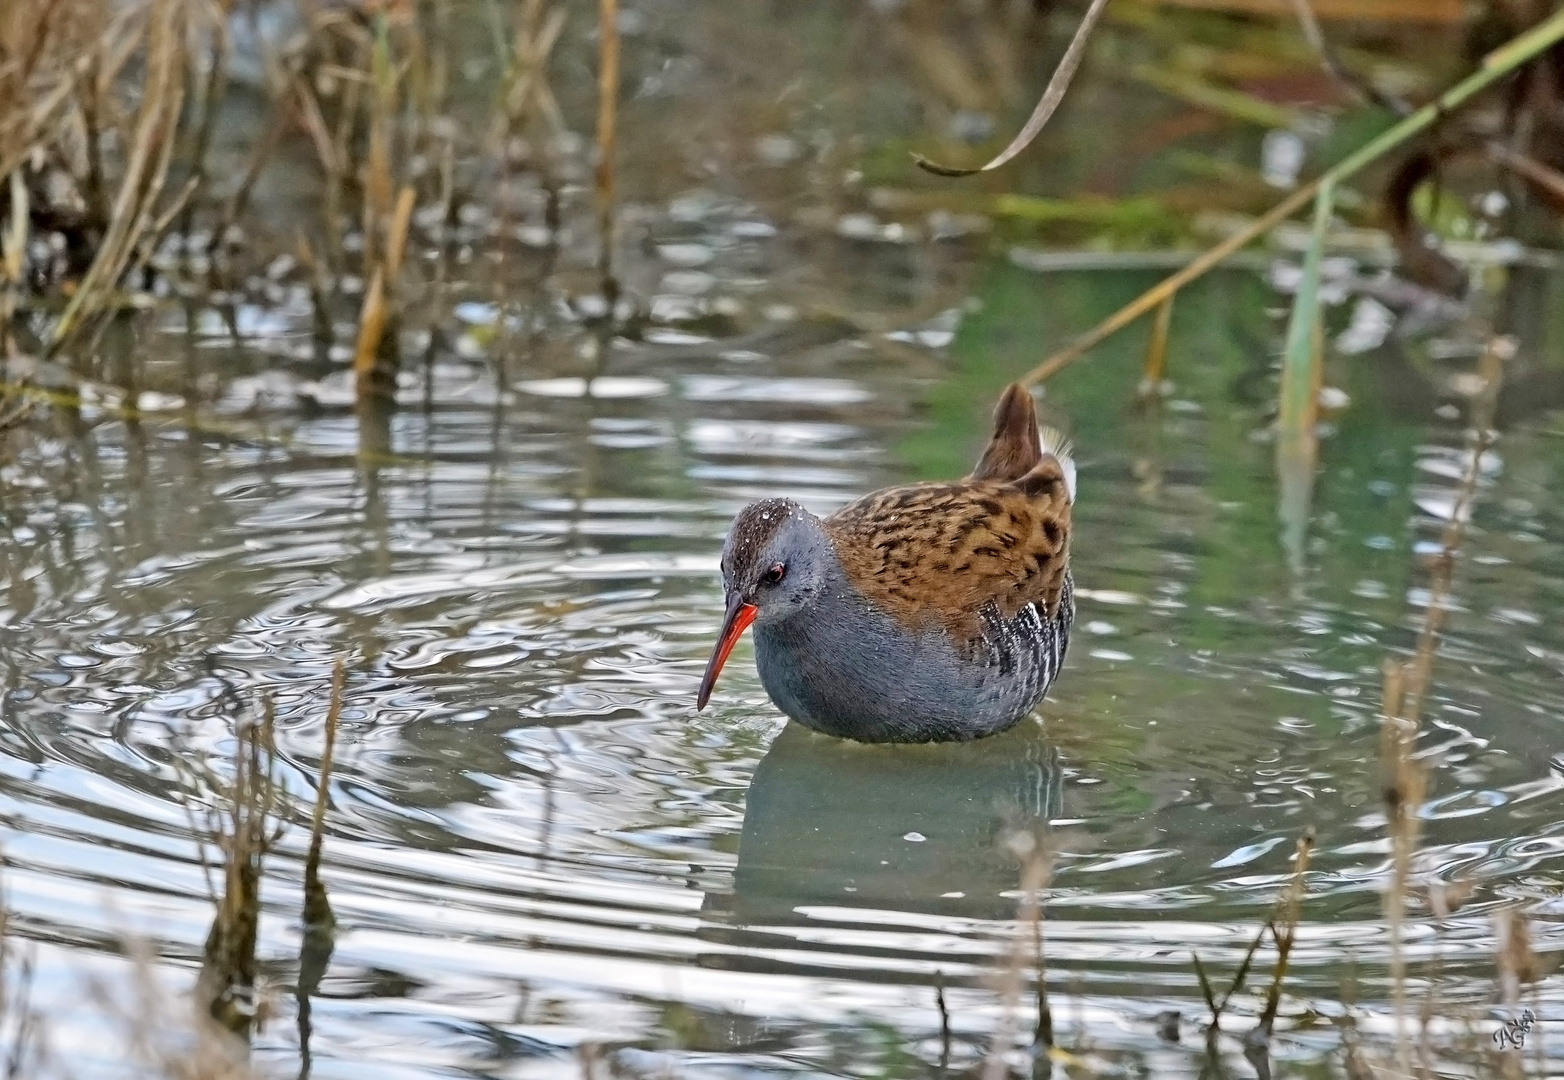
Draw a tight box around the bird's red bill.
[697,595,757,710]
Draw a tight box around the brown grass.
[0,0,224,351]
[0,0,462,387]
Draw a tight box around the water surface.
[3,2,1564,1075]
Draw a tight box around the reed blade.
[1275,178,1333,569]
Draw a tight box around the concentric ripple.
[3,265,1564,1076]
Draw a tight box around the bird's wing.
[823,458,1072,647]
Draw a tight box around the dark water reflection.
[726,722,1062,924]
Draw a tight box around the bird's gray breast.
[753,571,1073,742]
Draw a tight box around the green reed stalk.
[1273,176,1334,564]
[1275,178,1333,458]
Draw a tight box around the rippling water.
[6,1,1564,1071]
[4,242,1564,1075]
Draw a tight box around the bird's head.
[696,498,832,709]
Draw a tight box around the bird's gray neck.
[752,562,906,739]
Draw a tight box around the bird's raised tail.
[969,383,1041,483]
[969,383,1075,503]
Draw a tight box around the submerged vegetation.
[1,0,1563,1074]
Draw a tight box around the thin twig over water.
[914,0,1111,177]
[983,828,1052,1080]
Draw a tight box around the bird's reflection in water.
[715,719,1063,924]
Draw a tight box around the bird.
[696,382,1076,742]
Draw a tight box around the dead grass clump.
[191,697,285,1038]
[266,2,456,403]
[0,0,462,395]
[0,0,227,353]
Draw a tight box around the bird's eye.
[759,563,786,587]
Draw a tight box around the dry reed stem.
[595,0,618,301]
[1380,660,1420,1076]
[1401,339,1510,720]
[306,661,345,888]
[48,0,188,349]
[295,662,345,1077]
[385,185,416,280]
[290,71,341,182]
[207,100,291,277]
[78,49,111,227]
[1032,869,1053,1051]
[1190,826,1315,1042]
[934,972,952,1072]
[1,171,25,360]
[304,660,345,931]
[1192,951,1219,1020]
[295,229,333,347]
[1418,878,1475,1075]
[1021,179,1320,385]
[174,0,233,234]
[1258,829,1314,1035]
[1379,336,1508,1074]
[1,172,23,287]
[1217,924,1267,1020]
[983,829,1052,1080]
[1160,0,1459,18]
[1193,909,1267,1034]
[352,267,388,393]
[496,0,566,141]
[361,19,398,278]
[351,181,414,403]
[325,30,366,272]
[893,2,992,117]
[1139,294,1174,398]
[198,697,286,1037]
[1285,0,1410,115]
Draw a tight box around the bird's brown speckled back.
[823,384,1072,646]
